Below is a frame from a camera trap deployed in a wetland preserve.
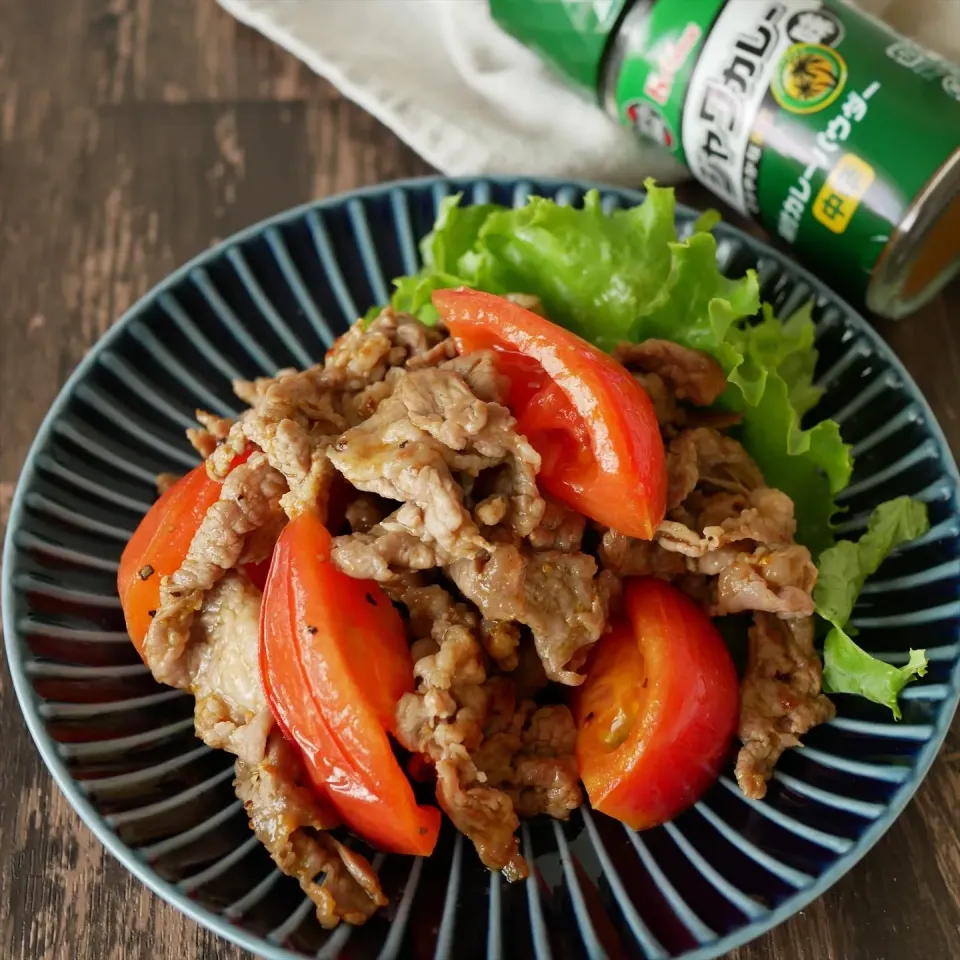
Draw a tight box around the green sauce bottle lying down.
[491,0,960,319]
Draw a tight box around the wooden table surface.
[1,2,958,958]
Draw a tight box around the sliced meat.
[632,371,683,428]
[598,527,688,578]
[178,571,386,928]
[447,546,614,685]
[143,453,286,688]
[328,363,543,556]
[188,574,272,764]
[155,472,180,496]
[735,614,836,799]
[480,619,521,672]
[709,545,818,618]
[613,339,727,407]
[435,757,527,881]
[187,410,234,459]
[344,493,390,534]
[666,428,765,509]
[235,731,387,926]
[528,501,587,553]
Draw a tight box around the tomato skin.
[260,511,441,856]
[118,451,255,656]
[574,578,738,830]
[433,289,666,539]
[118,465,223,656]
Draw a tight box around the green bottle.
[491,0,960,319]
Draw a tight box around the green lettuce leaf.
[816,497,930,716]
[822,630,927,720]
[384,181,852,552]
[815,497,930,627]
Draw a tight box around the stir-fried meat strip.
[175,571,386,925]
[736,613,836,799]
[655,487,818,618]
[528,501,587,553]
[187,410,234,459]
[392,583,529,879]
[155,472,181,496]
[329,360,543,556]
[143,453,286,688]
[666,427,765,509]
[613,340,728,407]
[188,574,273,764]
[480,619,522,672]
[235,731,387,926]
[598,527,688,579]
[447,545,615,685]
[704,545,817,618]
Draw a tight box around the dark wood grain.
[0,2,957,959]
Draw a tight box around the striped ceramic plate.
[4,177,959,960]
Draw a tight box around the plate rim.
[4,173,959,960]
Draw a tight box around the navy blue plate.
[4,177,959,960]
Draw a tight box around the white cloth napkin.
[219,0,960,188]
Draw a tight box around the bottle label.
[613,0,960,301]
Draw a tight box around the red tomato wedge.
[259,511,441,856]
[433,289,666,539]
[118,465,224,655]
[118,451,256,656]
[573,578,738,830]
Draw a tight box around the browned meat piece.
[614,339,728,406]
[187,409,234,459]
[325,309,444,386]
[659,488,798,557]
[708,545,818,618]
[736,613,836,799]
[344,493,390,533]
[480,620,521,671]
[143,453,286,688]
[155,472,181,496]
[447,546,613,685]
[442,351,511,404]
[328,363,543,555]
[471,687,581,821]
[507,705,581,819]
[188,574,272,764]
[332,520,441,582]
[235,731,387,926]
[528,501,587,553]
[666,427,764,509]
[435,757,527,881]
[633,372,682,427]
[598,527,688,578]
[390,583,531,880]
[173,571,386,928]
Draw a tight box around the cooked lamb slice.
[735,613,836,799]
[181,572,386,927]
[328,363,543,556]
[155,472,181,496]
[613,339,728,407]
[143,453,286,689]
[235,731,387,926]
[187,410,234,459]
[528,500,587,553]
[597,527,688,578]
[188,573,272,764]
[666,427,765,509]
[447,545,614,685]
[707,544,818,618]
[434,756,527,881]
